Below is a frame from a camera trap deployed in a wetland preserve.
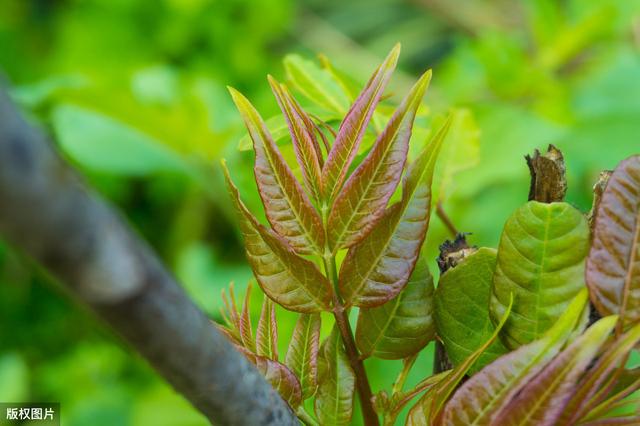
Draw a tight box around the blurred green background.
[1,0,639,424]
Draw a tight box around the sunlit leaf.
[228,87,324,255]
[490,201,590,348]
[314,327,356,425]
[442,290,589,425]
[256,295,278,360]
[355,254,435,359]
[492,316,618,426]
[327,70,431,251]
[52,104,188,176]
[283,54,351,115]
[338,117,450,307]
[269,77,324,204]
[222,162,332,312]
[434,247,508,373]
[321,44,400,202]
[407,294,513,425]
[587,155,640,329]
[285,313,321,400]
[434,108,480,201]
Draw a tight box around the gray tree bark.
[0,89,298,426]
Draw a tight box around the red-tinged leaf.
[587,155,640,329]
[492,315,618,426]
[355,254,435,359]
[269,77,324,204]
[228,87,324,255]
[338,117,451,307]
[222,161,332,313]
[406,295,513,425]
[285,313,321,399]
[579,367,640,424]
[219,285,242,343]
[327,70,432,251]
[246,353,303,409]
[442,290,590,426]
[256,295,278,360]
[562,323,640,424]
[239,282,256,352]
[314,327,356,426]
[397,371,450,426]
[321,44,400,201]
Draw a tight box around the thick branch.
[0,89,297,426]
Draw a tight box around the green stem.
[392,354,418,395]
[296,406,319,426]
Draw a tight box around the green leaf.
[269,76,324,204]
[285,313,321,399]
[433,108,480,201]
[239,283,256,352]
[442,289,590,425]
[338,117,450,307]
[407,293,514,425]
[256,295,278,360]
[355,254,435,359]
[490,201,590,348]
[314,327,356,425]
[222,162,332,313]
[434,247,508,373]
[321,44,400,202]
[283,54,351,115]
[327,70,431,251]
[52,104,188,176]
[587,155,640,329]
[492,316,618,426]
[562,322,640,424]
[228,87,325,255]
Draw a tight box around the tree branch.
[0,89,298,426]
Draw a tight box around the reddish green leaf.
[490,201,590,348]
[269,77,323,204]
[327,70,431,251]
[563,322,640,424]
[407,294,513,425]
[321,44,400,202]
[355,254,435,359]
[314,327,356,425]
[228,87,324,255]
[442,290,589,426]
[587,155,640,329]
[338,117,451,307]
[434,247,508,373]
[222,161,332,312]
[256,295,278,360]
[248,354,303,409]
[492,315,618,426]
[285,313,321,399]
[239,282,256,352]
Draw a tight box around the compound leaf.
[327,70,431,251]
[338,117,450,307]
[222,161,332,312]
[228,87,324,255]
[434,247,508,373]
[314,327,355,426]
[285,313,321,399]
[250,355,303,409]
[321,44,399,201]
[490,201,590,348]
[587,155,640,329]
[355,254,435,359]
[442,290,589,426]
